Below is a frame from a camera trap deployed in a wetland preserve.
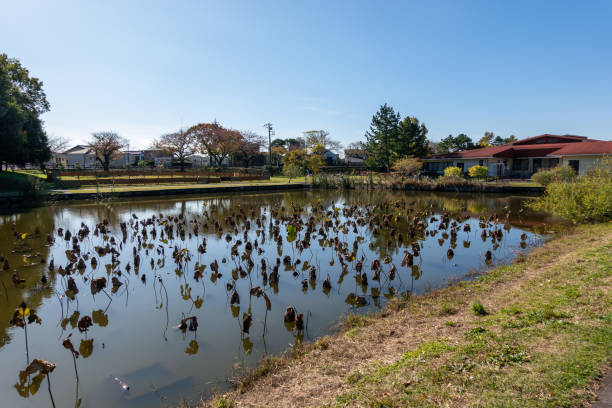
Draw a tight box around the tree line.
[1,54,521,174]
[0,54,51,170]
[354,103,519,171]
[82,123,267,172]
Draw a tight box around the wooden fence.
[57,174,269,188]
[49,169,267,178]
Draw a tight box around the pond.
[0,190,561,408]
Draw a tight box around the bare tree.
[303,130,342,153]
[153,130,196,171]
[186,123,242,167]
[345,141,367,159]
[48,135,70,154]
[347,141,365,150]
[88,132,127,173]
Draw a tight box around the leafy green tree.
[396,116,429,157]
[364,104,401,171]
[270,138,286,148]
[283,163,304,182]
[505,135,518,144]
[437,134,475,153]
[0,54,51,169]
[493,134,517,145]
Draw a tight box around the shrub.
[364,157,379,171]
[468,165,488,179]
[530,157,612,223]
[472,301,488,316]
[391,157,422,177]
[282,163,304,182]
[0,172,49,204]
[531,165,576,186]
[441,304,458,315]
[444,166,463,177]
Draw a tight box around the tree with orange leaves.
[185,122,242,167]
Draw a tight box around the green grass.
[0,171,56,197]
[326,225,612,407]
[472,301,488,316]
[12,169,48,179]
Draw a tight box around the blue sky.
[2,0,611,148]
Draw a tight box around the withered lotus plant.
[9,301,42,363]
[62,333,79,383]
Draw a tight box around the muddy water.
[0,190,559,407]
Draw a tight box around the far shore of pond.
[0,178,544,209]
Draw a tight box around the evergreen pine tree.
[396,116,429,157]
[364,104,401,171]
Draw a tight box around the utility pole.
[263,123,274,167]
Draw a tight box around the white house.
[62,145,97,169]
[422,134,612,178]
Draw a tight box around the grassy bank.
[0,171,55,200]
[203,224,612,408]
[54,178,305,194]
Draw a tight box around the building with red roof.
[422,134,612,177]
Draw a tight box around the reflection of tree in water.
[0,206,58,349]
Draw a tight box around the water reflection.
[0,190,560,407]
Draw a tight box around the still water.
[0,190,559,407]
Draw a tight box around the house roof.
[63,145,93,155]
[425,134,612,160]
[510,134,589,145]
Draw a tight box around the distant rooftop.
[425,134,612,160]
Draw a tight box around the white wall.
[560,155,607,175]
[65,153,96,169]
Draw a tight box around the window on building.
[427,162,450,172]
[478,160,485,166]
[569,160,579,173]
[512,159,529,171]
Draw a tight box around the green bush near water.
[282,163,304,182]
[531,165,577,186]
[530,158,612,223]
[0,171,52,203]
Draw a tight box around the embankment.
[203,224,612,408]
